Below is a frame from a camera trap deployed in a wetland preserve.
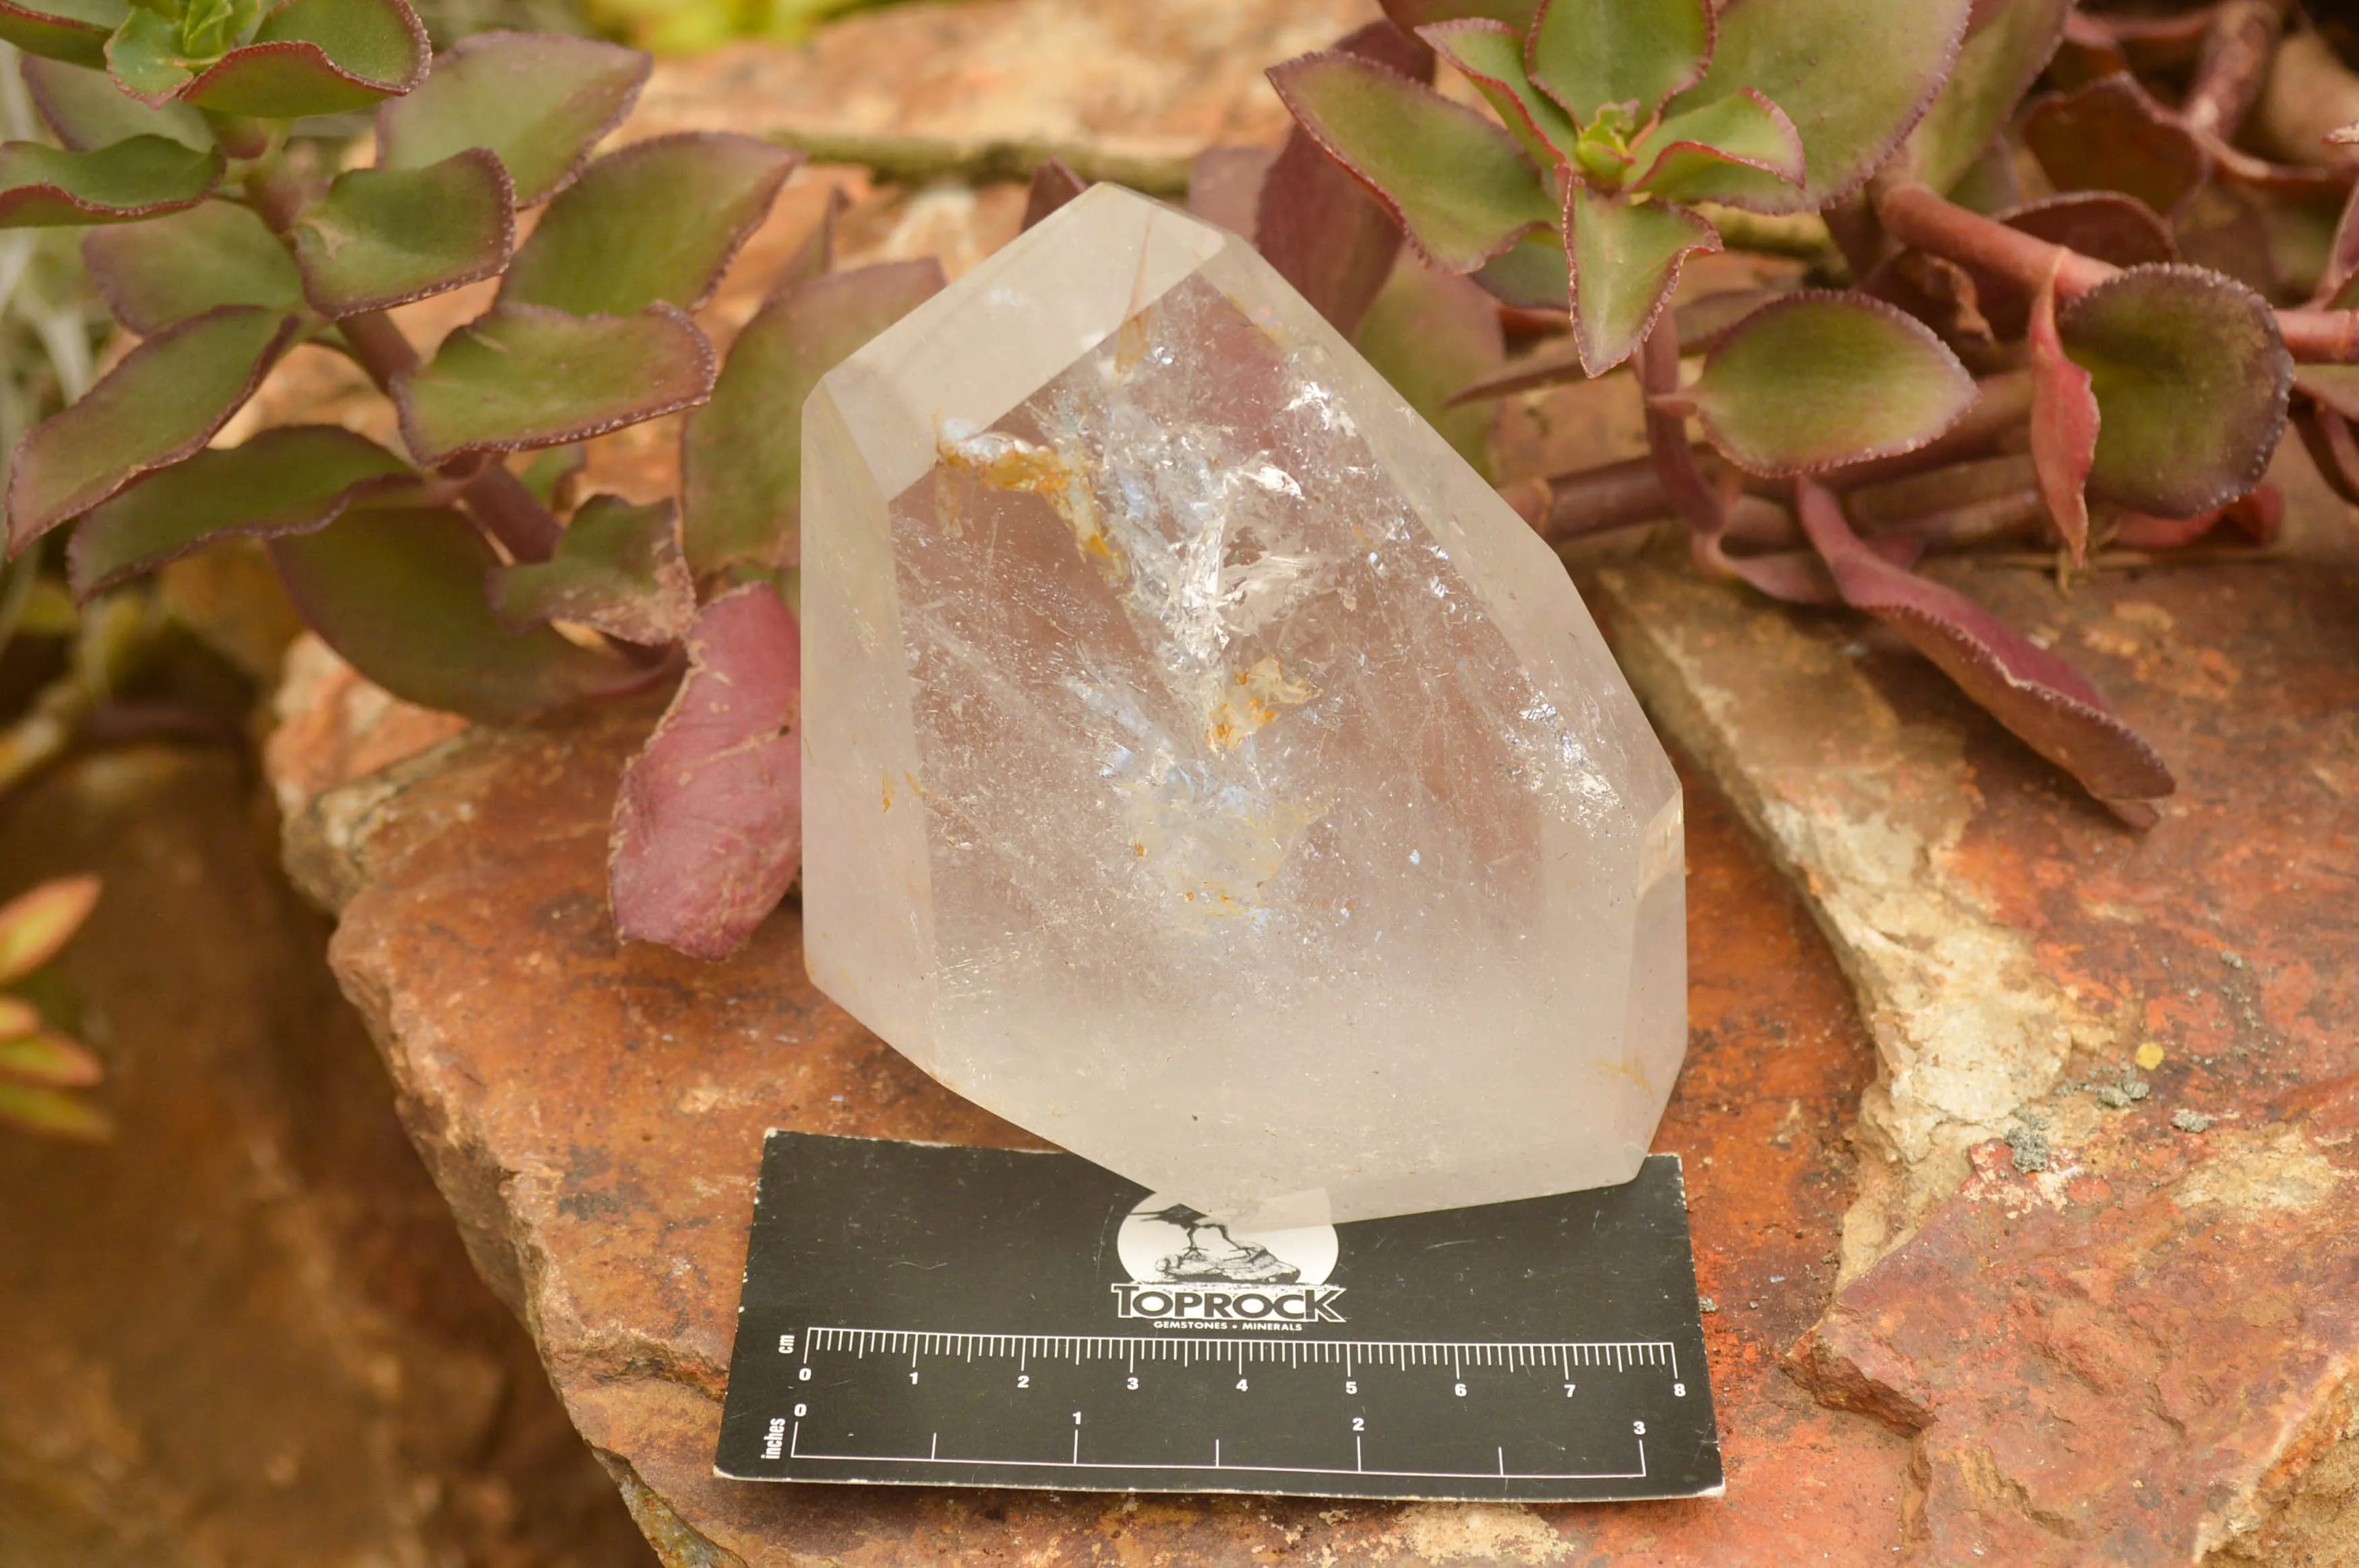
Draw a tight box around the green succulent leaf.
[1907,0,2071,196]
[1419,19,1576,167]
[290,148,514,317]
[0,135,220,225]
[1669,0,1971,214]
[160,0,429,117]
[67,425,415,598]
[0,874,96,982]
[1566,179,1717,375]
[0,1081,111,1139]
[1525,0,1710,125]
[0,1030,101,1088]
[1675,291,1975,474]
[1472,227,1568,308]
[2023,75,2207,222]
[21,51,209,148]
[7,305,298,553]
[0,0,124,69]
[1626,88,1804,210]
[498,132,800,317]
[82,199,302,334]
[103,5,195,102]
[683,258,943,584]
[1268,49,1553,272]
[1381,0,1540,26]
[377,30,650,206]
[2059,264,2289,519]
[487,493,694,644]
[1252,18,1431,339]
[270,503,653,722]
[395,301,716,468]
[1352,255,1505,475]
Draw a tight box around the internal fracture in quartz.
[803,185,1684,1226]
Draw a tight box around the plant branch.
[335,311,564,562]
[768,128,1193,196]
[2181,0,2291,143]
[1878,181,2359,362]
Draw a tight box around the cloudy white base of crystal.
[802,185,1684,1228]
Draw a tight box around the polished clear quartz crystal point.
[802,185,1684,1227]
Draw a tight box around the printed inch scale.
[717,1132,1721,1503]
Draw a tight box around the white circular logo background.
[1116,1195,1339,1286]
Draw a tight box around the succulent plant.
[0,3,948,958]
[1268,0,2359,825]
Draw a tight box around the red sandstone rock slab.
[1585,456,2359,1565]
[273,670,1907,1565]
[1792,1091,2359,1566]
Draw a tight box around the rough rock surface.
[0,747,652,1568]
[272,646,1907,1566]
[1586,464,2359,1562]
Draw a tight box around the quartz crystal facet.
[802,185,1684,1227]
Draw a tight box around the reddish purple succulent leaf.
[1021,156,1086,231]
[2026,273,2096,564]
[68,425,416,598]
[7,305,298,554]
[270,503,653,722]
[1794,475,2174,808]
[609,582,801,960]
[1961,193,2176,338]
[1186,146,1275,240]
[2295,404,2359,507]
[2023,76,2208,220]
[487,493,694,645]
[1255,20,1433,337]
[2314,179,2359,309]
[377,30,649,206]
[499,132,800,317]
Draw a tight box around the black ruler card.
[714,1132,1721,1503]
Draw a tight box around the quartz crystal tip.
[801,184,1684,1227]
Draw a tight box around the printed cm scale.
[714,1133,1723,1503]
[747,1323,1690,1498]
